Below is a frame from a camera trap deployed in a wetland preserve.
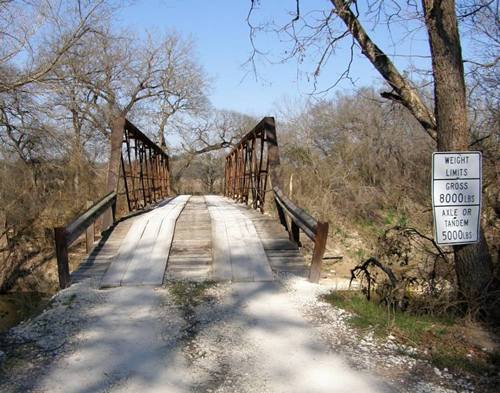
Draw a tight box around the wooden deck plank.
[210,214,232,281]
[101,196,189,288]
[134,196,189,286]
[166,196,213,281]
[206,196,273,282]
[231,200,308,278]
[99,216,149,288]
[120,215,164,285]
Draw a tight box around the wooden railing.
[54,191,117,289]
[273,187,329,283]
[224,117,329,282]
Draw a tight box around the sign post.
[432,152,482,245]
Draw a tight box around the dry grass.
[322,290,500,376]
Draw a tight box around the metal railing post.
[275,197,289,232]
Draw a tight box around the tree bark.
[71,108,82,202]
[422,0,495,316]
[0,210,7,265]
[330,0,438,141]
[423,0,467,150]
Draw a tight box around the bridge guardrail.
[273,186,328,283]
[54,191,117,289]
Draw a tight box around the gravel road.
[0,274,486,392]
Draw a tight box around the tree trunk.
[158,113,170,150]
[71,109,82,203]
[0,210,7,265]
[423,0,495,316]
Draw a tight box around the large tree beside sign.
[421,1,494,315]
[248,0,497,316]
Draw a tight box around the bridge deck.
[71,195,307,286]
[166,196,212,281]
[207,195,274,282]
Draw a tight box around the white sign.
[432,152,481,245]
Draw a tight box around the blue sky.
[118,0,433,116]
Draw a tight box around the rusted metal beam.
[224,117,279,211]
[121,120,170,212]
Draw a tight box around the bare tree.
[42,27,212,227]
[169,110,256,191]
[154,33,211,147]
[0,0,116,93]
[0,1,135,290]
[57,27,210,139]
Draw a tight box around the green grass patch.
[384,209,408,227]
[321,291,494,375]
[62,293,77,307]
[168,281,217,307]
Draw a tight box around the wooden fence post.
[54,227,71,289]
[85,201,95,253]
[111,198,117,223]
[275,198,289,233]
[309,221,329,283]
[291,220,301,246]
